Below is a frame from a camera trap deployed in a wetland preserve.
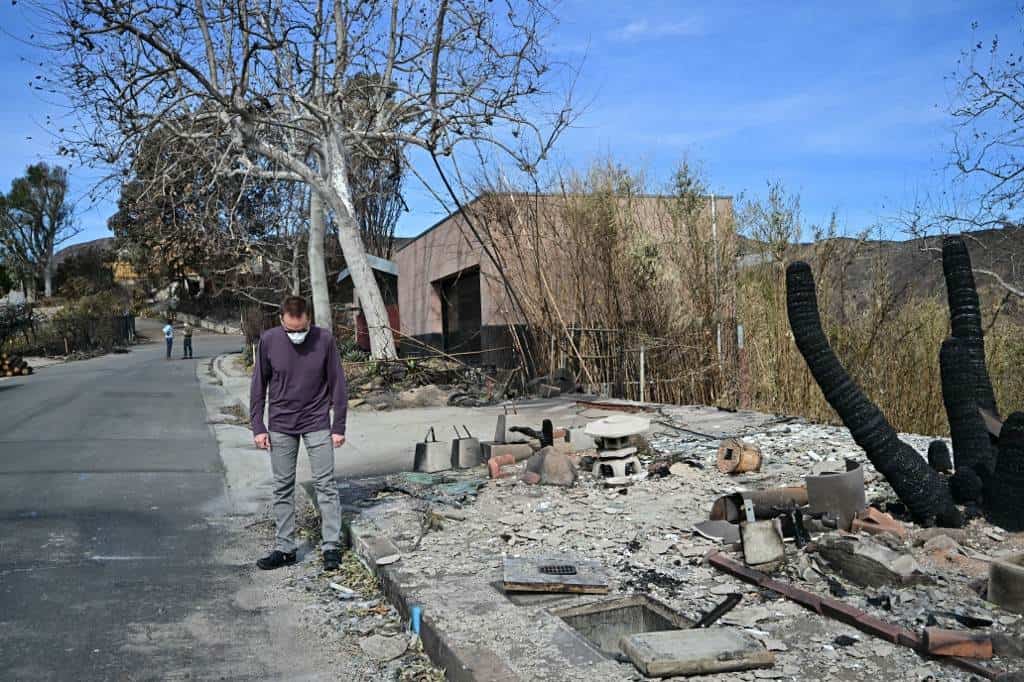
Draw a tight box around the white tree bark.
[290,238,301,295]
[308,190,332,330]
[43,258,53,298]
[325,133,396,359]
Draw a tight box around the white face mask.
[286,329,309,345]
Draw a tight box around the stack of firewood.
[0,352,33,377]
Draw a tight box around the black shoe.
[256,550,296,570]
[323,549,342,571]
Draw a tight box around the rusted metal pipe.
[924,627,993,659]
[706,551,1003,680]
[710,486,809,523]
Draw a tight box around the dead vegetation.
[478,165,1024,436]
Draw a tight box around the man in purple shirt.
[250,295,348,571]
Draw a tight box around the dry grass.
[735,219,1024,436]
[488,166,1024,435]
[479,161,737,405]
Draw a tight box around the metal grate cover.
[539,564,578,576]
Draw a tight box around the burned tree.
[786,262,963,528]
[786,235,1024,531]
[937,235,1024,531]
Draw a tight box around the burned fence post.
[785,261,962,528]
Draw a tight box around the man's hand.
[254,433,270,450]
[332,434,346,448]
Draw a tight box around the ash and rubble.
[246,510,445,682]
[348,407,1024,681]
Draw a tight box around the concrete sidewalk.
[203,351,602,508]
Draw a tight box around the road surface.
[0,323,314,680]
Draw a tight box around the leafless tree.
[0,163,80,298]
[951,15,1024,224]
[901,11,1024,297]
[32,0,573,359]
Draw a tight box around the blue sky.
[0,0,1016,246]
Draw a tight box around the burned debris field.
[334,236,1024,681]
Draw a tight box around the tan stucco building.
[390,192,735,368]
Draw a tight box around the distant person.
[249,295,347,572]
[162,320,174,360]
[182,322,194,359]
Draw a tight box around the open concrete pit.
[552,594,691,659]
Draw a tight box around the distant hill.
[739,226,1024,316]
[53,237,115,266]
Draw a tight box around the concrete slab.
[620,628,775,677]
[481,441,535,461]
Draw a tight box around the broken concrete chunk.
[525,446,578,486]
[359,633,408,662]
[741,520,785,566]
[520,470,541,485]
[693,520,741,544]
[992,632,1024,658]
[481,441,535,462]
[619,628,774,678]
[668,462,692,477]
[989,553,1024,615]
[816,534,927,588]
[648,539,672,555]
[913,527,968,546]
[376,554,402,566]
[923,533,961,561]
[397,385,450,408]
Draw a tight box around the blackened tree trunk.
[786,261,962,527]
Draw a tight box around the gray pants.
[269,430,341,552]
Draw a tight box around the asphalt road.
[0,323,292,680]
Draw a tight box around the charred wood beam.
[786,262,962,527]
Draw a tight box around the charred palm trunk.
[939,337,994,502]
[940,236,1024,530]
[786,262,962,527]
[986,412,1024,530]
[942,236,999,418]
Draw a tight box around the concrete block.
[620,628,774,678]
[817,534,927,587]
[481,441,534,461]
[566,427,596,450]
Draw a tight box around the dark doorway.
[437,268,482,360]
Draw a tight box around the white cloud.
[612,18,705,41]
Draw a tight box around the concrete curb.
[345,520,522,681]
[211,353,240,387]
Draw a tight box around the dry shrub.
[480,166,1024,435]
[479,160,736,405]
[737,186,1024,435]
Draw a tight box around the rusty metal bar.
[706,552,1003,680]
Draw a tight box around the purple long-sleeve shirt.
[249,326,348,436]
